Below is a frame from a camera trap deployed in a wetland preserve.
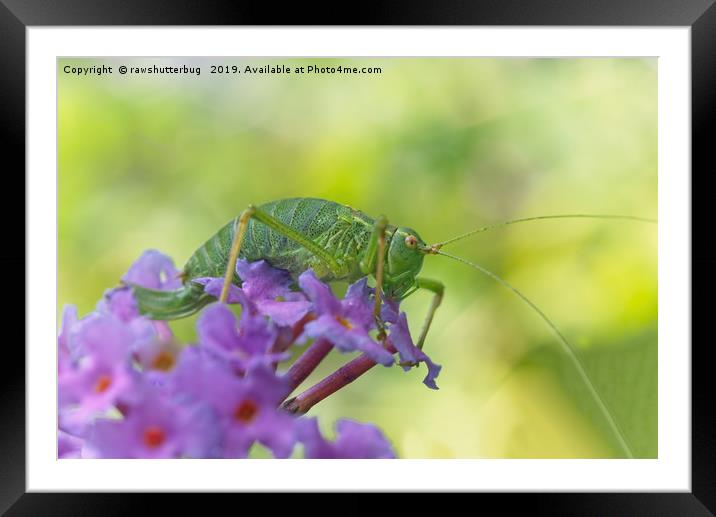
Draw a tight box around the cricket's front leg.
[413,277,445,350]
[359,215,389,336]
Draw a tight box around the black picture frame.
[3,0,712,512]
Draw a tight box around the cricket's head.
[383,227,427,299]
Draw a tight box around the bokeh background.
[58,57,657,458]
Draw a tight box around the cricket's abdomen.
[183,198,375,283]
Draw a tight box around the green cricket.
[128,196,655,457]
[129,196,654,351]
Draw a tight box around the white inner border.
[28,27,690,492]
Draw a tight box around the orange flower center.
[142,425,166,448]
[233,399,259,423]
[336,316,353,330]
[151,351,175,371]
[94,374,112,393]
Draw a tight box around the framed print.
[4,0,713,512]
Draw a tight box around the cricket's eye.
[405,235,418,248]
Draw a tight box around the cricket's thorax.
[183,198,386,283]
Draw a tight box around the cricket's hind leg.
[218,204,344,303]
[219,207,256,302]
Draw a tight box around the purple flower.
[169,345,233,402]
[178,362,296,458]
[196,259,312,328]
[89,389,219,459]
[134,336,181,376]
[386,309,442,390]
[380,298,401,325]
[58,305,78,373]
[196,303,286,371]
[58,315,137,424]
[95,289,176,368]
[57,249,432,459]
[59,359,136,425]
[122,249,183,291]
[298,417,396,459]
[80,309,160,363]
[298,271,394,366]
[58,430,84,459]
[194,277,247,305]
[64,313,135,366]
[99,250,183,322]
[96,286,140,322]
[236,260,312,326]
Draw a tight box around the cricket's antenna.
[433,214,657,249]
[434,249,635,458]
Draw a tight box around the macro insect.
[131,197,653,350]
[129,197,655,456]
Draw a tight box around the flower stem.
[283,338,333,392]
[283,343,397,414]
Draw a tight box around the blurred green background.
[58,57,657,458]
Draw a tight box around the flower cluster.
[58,250,440,459]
